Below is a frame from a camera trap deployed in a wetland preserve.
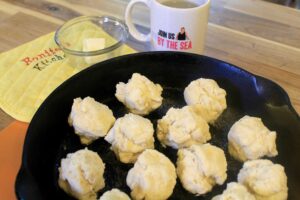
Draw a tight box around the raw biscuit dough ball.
[126,149,176,200]
[99,189,130,200]
[212,182,256,200]
[115,73,163,115]
[58,148,105,200]
[184,78,227,123]
[228,115,278,162]
[104,113,155,163]
[68,96,116,145]
[238,159,288,200]
[157,106,211,149]
[176,143,227,195]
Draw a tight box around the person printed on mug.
[176,27,190,40]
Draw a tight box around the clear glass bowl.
[55,16,129,68]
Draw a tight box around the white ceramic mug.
[125,0,210,54]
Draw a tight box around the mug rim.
[153,0,210,10]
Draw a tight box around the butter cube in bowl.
[55,16,129,69]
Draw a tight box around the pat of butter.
[83,38,105,51]
[82,38,106,64]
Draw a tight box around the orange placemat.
[0,121,28,200]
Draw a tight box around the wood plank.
[206,23,300,75]
[210,3,300,48]
[1,0,79,21]
[47,0,119,17]
[1,0,151,27]
[0,12,59,52]
[0,1,63,25]
[0,10,11,23]
[216,0,300,29]
[1,0,120,21]
[61,0,150,26]
[0,3,18,15]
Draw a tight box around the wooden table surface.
[0,0,300,130]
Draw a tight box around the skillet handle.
[15,167,43,200]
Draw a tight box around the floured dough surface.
[115,73,163,115]
[157,106,211,149]
[68,96,115,145]
[176,144,227,195]
[99,189,130,200]
[184,78,227,123]
[238,159,288,200]
[58,148,105,200]
[105,113,154,163]
[228,115,278,162]
[126,149,176,200]
[212,182,255,200]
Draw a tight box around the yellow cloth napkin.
[0,31,136,122]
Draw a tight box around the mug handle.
[125,0,151,42]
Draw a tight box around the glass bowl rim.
[54,15,129,57]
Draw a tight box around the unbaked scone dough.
[115,73,163,115]
[238,159,288,200]
[99,189,130,200]
[184,78,227,123]
[157,106,211,149]
[126,149,176,200]
[228,115,278,162]
[176,144,227,195]
[104,113,154,163]
[212,182,255,200]
[68,97,116,145]
[58,148,105,200]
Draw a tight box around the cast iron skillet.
[15,52,300,199]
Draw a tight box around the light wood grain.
[0,1,63,24]
[206,23,300,75]
[210,3,300,48]
[0,0,299,131]
[219,0,300,28]
[0,13,59,52]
